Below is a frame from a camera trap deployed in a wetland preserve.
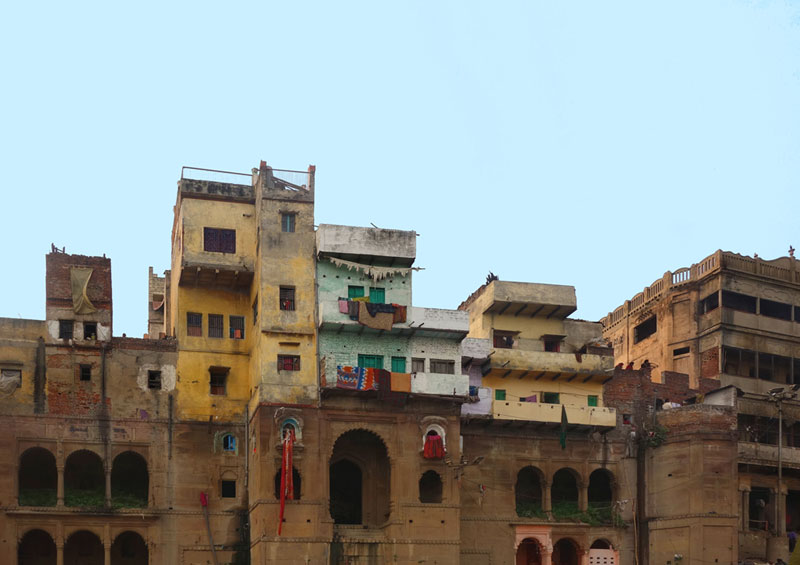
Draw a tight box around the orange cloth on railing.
[423,434,445,459]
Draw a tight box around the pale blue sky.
[1,1,798,336]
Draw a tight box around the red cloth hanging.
[423,434,445,459]
[278,428,295,535]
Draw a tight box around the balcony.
[492,399,616,427]
[319,303,468,340]
[321,365,468,398]
[738,441,800,469]
[484,348,613,381]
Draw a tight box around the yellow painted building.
[459,279,615,427]
[165,162,317,423]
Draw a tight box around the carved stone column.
[104,463,112,507]
[578,481,588,512]
[57,465,65,507]
[741,488,750,531]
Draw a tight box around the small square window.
[59,320,74,340]
[221,480,236,498]
[187,312,202,337]
[493,331,514,349]
[281,213,296,233]
[587,395,598,407]
[543,392,560,404]
[495,389,506,401]
[391,357,406,373]
[623,414,632,425]
[208,314,223,338]
[83,322,97,340]
[278,355,300,371]
[204,227,236,253]
[544,339,561,353]
[430,359,455,375]
[148,370,161,390]
[210,368,229,395]
[411,358,425,373]
[348,286,365,299]
[79,364,91,381]
[358,354,383,369]
[229,316,245,339]
[280,287,295,311]
[222,434,236,452]
[369,287,386,304]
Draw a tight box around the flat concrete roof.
[316,224,416,265]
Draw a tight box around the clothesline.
[326,256,424,281]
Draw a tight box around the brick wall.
[45,252,112,311]
[700,347,720,378]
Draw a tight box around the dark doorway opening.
[330,459,362,524]
[515,466,544,517]
[64,450,105,507]
[515,538,542,565]
[419,470,443,503]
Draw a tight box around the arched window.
[64,530,103,565]
[551,468,579,520]
[18,529,56,565]
[111,451,148,508]
[588,468,615,524]
[64,450,104,507]
[423,429,445,459]
[553,538,580,565]
[515,466,544,517]
[419,470,443,503]
[18,447,57,506]
[274,467,302,500]
[222,434,236,452]
[111,531,148,564]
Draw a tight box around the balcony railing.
[738,441,800,468]
[491,399,616,427]
[484,348,612,378]
[321,364,468,397]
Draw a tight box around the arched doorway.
[551,468,580,520]
[18,529,56,565]
[64,450,105,507]
[330,459,361,524]
[19,447,57,506]
[64,530,103,565]
[111,451,149,508]
[329,429,390,527]
[552,538,579,565]
[515,466,544,517]
[516,537,542,565]
[111,531,148,564]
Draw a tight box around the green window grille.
[495,389,506,401]
[348,286,365,299]
[391,357,406,372]
[369,287,386,304]
[543,392,560,404]
[358,355,384,369]
[281,213,296,233]
[588,395,598,407]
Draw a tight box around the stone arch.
[589,538,619,564]
[19,447,57,506]
[329,428,391,527]
[588,468,615,524]
[64,530,103,565]
[274,467,302,500]
[515,537,542,565]
[421,423,447,450]
[552,537,580,565]
[18,528,56,565]
[64,449,105,507]
[111,530,148,564]
[329,426,391,460]
[551,467,581,519]
[419,470,443,503]
[111,451,148,508]
[590,538,613,549]
[515,465,545,517]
